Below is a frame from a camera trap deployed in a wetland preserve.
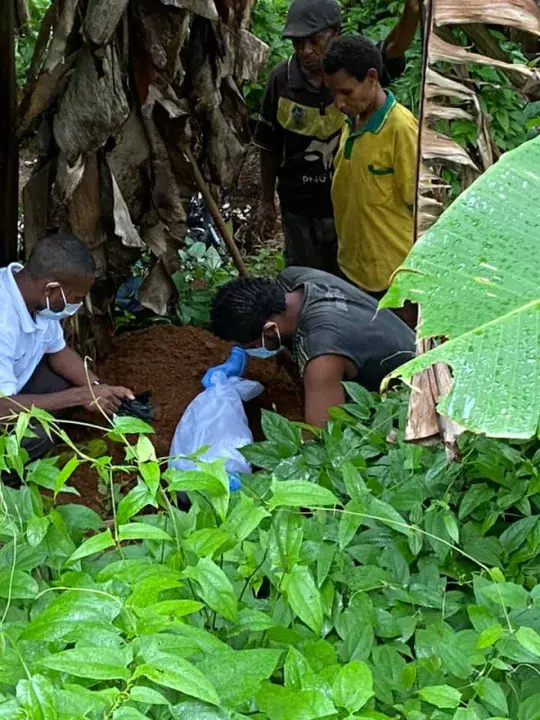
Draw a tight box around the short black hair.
[211,277,287,344]
[323,34,383,82]
[27,232,96,281]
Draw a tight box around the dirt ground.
[65,325,303,513]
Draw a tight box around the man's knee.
[22,423,56,461]
[21,359,71,395]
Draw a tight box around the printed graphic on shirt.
[304,135,341,173]
[323,286,349,313]
[272,97,344,213]
[277,97,344,139]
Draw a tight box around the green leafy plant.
[382,133,540,439]
[2,383,540,718]
[172,240,238,327]
[436,64,528,153]
[246,247,285,277]
[15,0,51,86]
[171,240,284,328]
[246,0,291,115]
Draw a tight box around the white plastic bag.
[168,371,263,475]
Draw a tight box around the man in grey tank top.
[211,267,415,428]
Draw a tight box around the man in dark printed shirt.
[254,0,420,273]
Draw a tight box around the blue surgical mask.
[37,284,82,321]
[246,346,281,359]
[246,324,283,360]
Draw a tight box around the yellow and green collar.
[344,91,396,159]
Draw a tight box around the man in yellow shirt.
[323,35,417,314]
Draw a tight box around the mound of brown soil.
[65,325,303,512]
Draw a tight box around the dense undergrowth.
[1,387,540,719]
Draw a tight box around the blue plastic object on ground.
[116,276,144,313]
[228,473,242,492]
[201,346,248,388]
[169,370,263,479]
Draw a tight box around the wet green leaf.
[197,649,281,708]
[39,647,131,680]
[66,529,115,564]
[418,685,462,709]
[183,557,237,622]
[16,674,56,720]
[255,683,336,720]
[270,481,338,509]
[516,626,540,656]
[26,515,49,547]
[135,657,219,705]
[383,135,540,438]
[477,624,504,649]
[118,522,172,542]
[332,661,374,713]
[475,676,508,716]
[284,565,323,635]
[339,500,365,549]
[0,568,39,599]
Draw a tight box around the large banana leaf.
[381,134,540,439]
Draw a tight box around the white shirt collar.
[5,263,41,334]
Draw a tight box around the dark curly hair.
[211,277,287,344]
[323,34,383,81]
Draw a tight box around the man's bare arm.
[256,149,280,238]
[303,354,349,428]
[384,0,420,59]
[0,387,91,420]
[0,348,135,421]
[260,149,280,204]
[47,346,99,386]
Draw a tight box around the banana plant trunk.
[20,0,268,358]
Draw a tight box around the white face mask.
[37,284,82,321]
[246,324,283,360]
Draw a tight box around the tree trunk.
[15,0,30,34]
[0,0,19,266]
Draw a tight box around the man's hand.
[256,199,278,240]
[81,384,135,415]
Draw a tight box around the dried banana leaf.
[84,0,130,45]
[433,0,540,35]
[158,0,218,21]
[421,127,479,169]
[429,33,540,79]
[54,45,130,166]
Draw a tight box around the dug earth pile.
[99,325,304,454]
[66,325,303,511]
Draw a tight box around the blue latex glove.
[228,473,242,492]
[202,346,248,388]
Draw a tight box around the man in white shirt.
[0,232,134,459]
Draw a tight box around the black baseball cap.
[283,0,342,39]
